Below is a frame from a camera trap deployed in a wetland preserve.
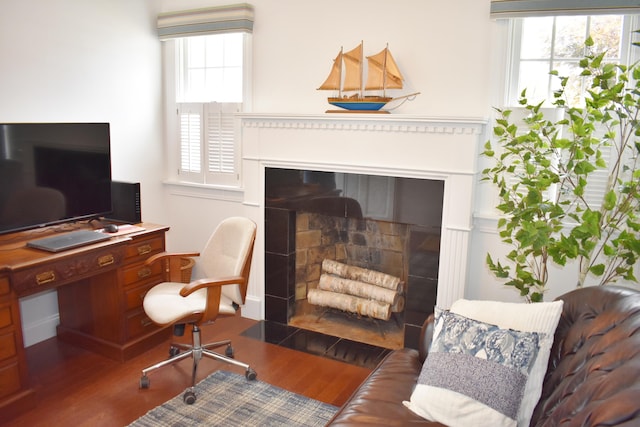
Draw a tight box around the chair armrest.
[180,275,247,324]
[179,275,246,297]
[145,251,200,282]
[145,251,200,266]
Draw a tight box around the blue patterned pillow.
[404,308,541,427]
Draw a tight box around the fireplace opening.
[264,167,443,350]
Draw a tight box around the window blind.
[490,0,640,18]
[178,104,203,174]
[205,103,240,176]
[157,3,254,39]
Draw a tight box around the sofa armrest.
[327,347,443,426]
[418,314,435,364]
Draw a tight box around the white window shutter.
[497,107,616,211]
[580,125,611,211]
[580,122,639,212]
[204,102,241,185]
[178,103,203,175]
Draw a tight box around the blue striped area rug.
[129,370,338,426]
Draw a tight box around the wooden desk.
[0,223,172,420]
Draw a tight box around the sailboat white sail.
[318,48,343,94]
[343,44,363,93]
[366,46,404,95]
[318,42,417,112]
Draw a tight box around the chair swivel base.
[139,324,257,404]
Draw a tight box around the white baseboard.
[242,295,263,321]
[22,314,59,347]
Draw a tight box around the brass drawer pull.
[36,271,56,285]
[137,268,152,279]
[98,254,115,267]
[137,244,152,256]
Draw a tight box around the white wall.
[157,0,492,117]
[0,0,166,345]
[158,0,496,256]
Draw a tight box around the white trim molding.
[238,114,488,313]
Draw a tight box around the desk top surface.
[0,222,169,272]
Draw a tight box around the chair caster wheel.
[139,375,150,389]
[246,368,257,381]
[169,346,180,358]
[225,344,234,358]
[183,390,196,404]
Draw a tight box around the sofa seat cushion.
[327,348,445,426]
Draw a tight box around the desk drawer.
[0,304,14,330]
[124,282,159,311]
[126,309,160,340]
[0,331,17,362]
[124,235,165,264]
[0,277,9,297]
[11,246,124,294]
[122,262,163,289]
[0,362,21,399]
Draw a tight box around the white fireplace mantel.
[240,113,485,131]
[238,114,488,320]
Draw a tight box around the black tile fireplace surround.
[264,167,444,350]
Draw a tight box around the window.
[167,33,247,186]
[177,33,244,103]
[169,33,248,187]
[501,13,640,210]
[507,14,639,106]
[158,4,254,188]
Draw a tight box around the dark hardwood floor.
[2,315,372,427]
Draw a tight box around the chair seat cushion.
[143,282,237,325]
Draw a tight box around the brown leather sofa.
[327,286,640,426]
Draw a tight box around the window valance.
[490,0,640,18]
[157,3,254,39]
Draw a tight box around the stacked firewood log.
[307,259,404,321]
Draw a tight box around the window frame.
[494,12,640,213]
[162,32,252,188]
[505,14,640,107]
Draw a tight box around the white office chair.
[139,217,257,404]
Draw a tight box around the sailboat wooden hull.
[328,96,392,111]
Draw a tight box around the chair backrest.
[200,216,256,306]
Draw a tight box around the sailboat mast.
[359,41,364,99]
[382,43,388,98]
[338,46,343,99]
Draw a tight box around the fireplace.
[265,167,444,349]
[239,113,487,350]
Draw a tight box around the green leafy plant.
[483,36,640,302]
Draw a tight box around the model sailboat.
[318,42,419,113]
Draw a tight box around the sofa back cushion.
[531,286,640,426]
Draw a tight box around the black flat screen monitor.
[0,123,112,235]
